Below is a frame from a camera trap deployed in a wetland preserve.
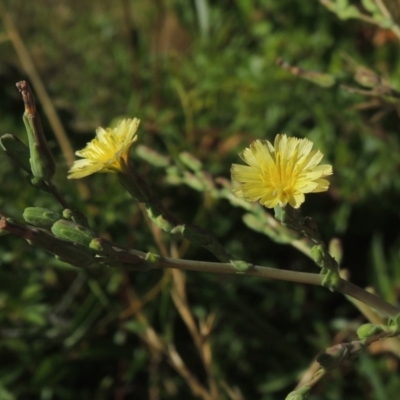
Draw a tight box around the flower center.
[260,152,299,199]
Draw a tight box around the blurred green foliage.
[1,0,400,399]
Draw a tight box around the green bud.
[51,219,96,247]
[0,133,31,173]
[311,244,324,264]
[23,207,61,229]
[23,112,55,181]
[0,217,95,268]
[357,323,384,340]
[179,152,202,172]
[62,209,89,228]
[16,82,55,181]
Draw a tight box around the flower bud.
[23,113,56,181]
[23,207,61,229]
[5,218,96,268]
[357,323,385,340]
[17,81,55,181]
[311,244,324,265]
[51,219,96,247]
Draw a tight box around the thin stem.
[157,255,322,284]
[46,181,72,209]
[127,249,400,318]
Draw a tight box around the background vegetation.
[1,0,400,399]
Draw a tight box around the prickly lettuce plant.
[1,78,399,399]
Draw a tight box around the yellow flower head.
[231,134,333,209]
[68,118,140,179]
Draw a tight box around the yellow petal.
[68,118,140,179]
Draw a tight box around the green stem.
[159,257,322,284]
[46,181,72,209]
[126,249,400,318]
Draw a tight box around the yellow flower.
[68,118,140,179]
[231,134,332,209]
